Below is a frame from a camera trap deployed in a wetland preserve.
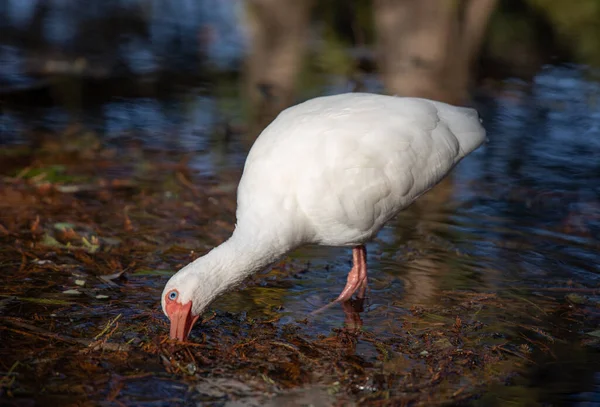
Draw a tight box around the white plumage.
[161,92,486,341]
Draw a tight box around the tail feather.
[434,103,487,157]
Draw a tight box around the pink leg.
[335,245,368,303]
[310,245,368,316]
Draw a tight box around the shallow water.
[2,1,600,406]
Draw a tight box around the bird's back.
[236,93,486,247]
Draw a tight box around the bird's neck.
[189,227,294,303]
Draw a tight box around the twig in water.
[95,314,122,340]
[0,317,130,352]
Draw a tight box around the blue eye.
[168,291,178,301]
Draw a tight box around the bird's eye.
[168,290,178,301]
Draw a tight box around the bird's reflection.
[341,298,365,332]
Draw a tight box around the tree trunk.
[243,0,314,142]
[373,0,497,104]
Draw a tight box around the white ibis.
[161,93,486,341]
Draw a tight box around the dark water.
[2,1,600,405]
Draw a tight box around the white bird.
[162,92,486,341]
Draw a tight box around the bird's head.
[160,237,271,341]
[161,267,210,341]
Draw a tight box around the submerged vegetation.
[1,141,599,406]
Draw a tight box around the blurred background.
[1,1,600,405]
[1,0,600,153]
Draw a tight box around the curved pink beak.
[166,300,199,341]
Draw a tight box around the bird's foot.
[311,245,369,315]
[335,276,368,302]
[310,279,368,316]
[334,278,361,303]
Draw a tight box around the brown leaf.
[30,215,40,233]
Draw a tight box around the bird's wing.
[294,98,481,244]
[293,121,416,242]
